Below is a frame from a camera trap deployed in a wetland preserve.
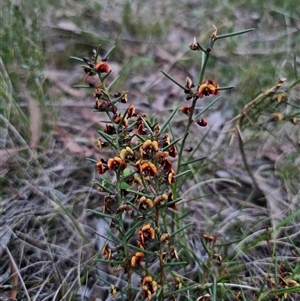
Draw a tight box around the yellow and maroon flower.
[197,78,220,98]
[113,113,128,127]
[140,140,159,158]
[156,153,173,172]
[138,196,154,210]
[137,121,148,135]
[138,224,155,246]
[109,284,117,298]
[159,134,177,158]
[95,61,110,73]
[102,242,112,260]
[153,194,168,206]
[170,246,179,260]
[166,192,178,210]
[97,138,109,149]
[107,156,127,171]
[116,204,132,214]
[136,160,158,176]
[93,88,103,100]
[104,124,116,134]
[175,277,182,290]
[120,146,135,162]
[168,169,176,184]
[127,104,136,118]
[160,232,171,245]
[120,91,128,103]
[141,276,158,301]
[131,251,145,267]
[168,145,177,158]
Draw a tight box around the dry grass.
[1,0,299,300]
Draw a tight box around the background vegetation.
[0,0,299,300]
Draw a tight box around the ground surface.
[1,0,300,300]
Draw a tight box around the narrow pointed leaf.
[218,85,235,91]
[159,106,180,134]
[98,130,117,148]
[104,46,116,59]
[95,182,114,194]
[215,28,255,40]
[107,75,120,90]
[87,209,117,220]
[181,156,206,166]
[70,56,85,62]
[162,136,182,152]
[194,96,221,119]
[160,70,187,90]
[174,170,191,178]
[73,85,94,89]
[170,222,193,237]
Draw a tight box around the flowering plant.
[72,25,299,300]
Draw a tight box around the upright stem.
[175,48,212,187]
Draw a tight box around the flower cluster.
[95,96,178,188]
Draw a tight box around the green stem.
[176,45,213,182]
[155,206,165,301]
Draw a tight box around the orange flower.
[95,61,110,73]
[170,246,179,260]
[181,106,192,116]
[138,196,154,210]
[127,104,136,118]
[168,145,177,158]
[197,78,220,98]
[138,224,155,246]
[153,194,168,206]
[142,276,158,301]
[120,147,135,162]
[157,154,172,172]
[102,243,112,260]
[166,192,178,210]
[96,160,107,174]
[107,156,127,171]
[120,91,128,103]
[136,160,157,176]
[97,138,109,149]
[140,140,158,158]
[131,251,145,267]
[137,121,148,135]
[116,204,132,214]
[160,232,171,244]
[159,134,177,158]
[113,114,128,127]
[168,169,176,184]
